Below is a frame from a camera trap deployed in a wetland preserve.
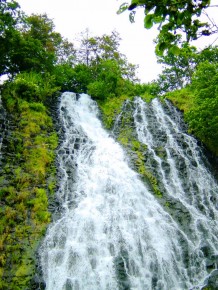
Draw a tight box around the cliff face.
[0,90,217,289]
[0,94,58,289]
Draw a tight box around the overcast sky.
[18,0,218,83]
[17,0,163,83]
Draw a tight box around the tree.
[17,14,62,72]
[87,59,123,99]
[185,61,218,154]
[118,0,218,55]
[77,30,138,82]
[69,64,94,93]
[155,44,218,94]
[195,45,218,65]
[56,38,76,66]
[156,43,197,93]
[1,12,76,76]
[77,30,121,66]
[0,0,22,75]
[0,10,60,76]
[65,31,139,98]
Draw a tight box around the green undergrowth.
[0,95,58,289]
[140,92,156,104]
[98,95,133,129]
[165,87,195,112]
[165,87,218,156]
[98,96,163,198]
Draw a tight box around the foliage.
[77,30,139,83]
[69,64,94,93]
[19,14,76,71]
[117,0,218,55]
[0,1,139,99]
[98,95,132,129]
[134,81,160,98]
[52,63,77,92]
[0,0,22,75]
[0,8,76,76]
[21,13,61,52]
[0,93,58,289]
[77,30,122,65]
[156,43,197,93]
[196,45,218,64]
[51,31,139,98]
[3,71,60,103]
[166,60,218,156]
[165,87,195,112]
[185,61,218,154]
[88,59,123,99]
[56,38,76,65]
[156,45,218,94]
[11,14,60,74]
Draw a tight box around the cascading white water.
[133,97,218,240]
[0,96,6,162]
[40,92,218,290]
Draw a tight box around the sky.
[17,0,218,83]
[17,0,162,83]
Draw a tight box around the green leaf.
[169,45,180,55]
[117,3,129,15]
[144,14,154,29]
[153,15,163,24]
[155,44,164,56]
[159,42,168,52]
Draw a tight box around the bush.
[3,72,60,104]
[185,62,218,155]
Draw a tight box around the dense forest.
[0,0,218,289]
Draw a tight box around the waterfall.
[0,96,6,166]
[40,92,218,290]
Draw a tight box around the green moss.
[98,95,132,129]
[134,150,163,198]
[0,96,58,289]
[155,146,167,159]
[140,92,156,103]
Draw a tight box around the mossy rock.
[100,96,164,199]
[0,96,58,289]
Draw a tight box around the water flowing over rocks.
[0,96,7,171]
[40,92,218,290]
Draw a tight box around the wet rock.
[205,254,218,270]
[30,274,46,290]
[203,269,218,290]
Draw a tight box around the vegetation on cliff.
[0,88,58,289]
[163,47,218,156]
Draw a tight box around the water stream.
[0,96,6,170]
[40,92,218,290]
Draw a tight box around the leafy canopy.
[155,44,218,94]
[117,0,218,55]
